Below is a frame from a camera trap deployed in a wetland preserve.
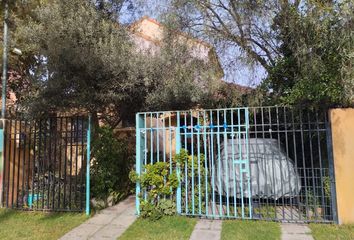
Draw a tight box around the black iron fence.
[247,107,337,223]
[1,116,89,211]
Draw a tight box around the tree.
[15,0,136,124]
[141,31,221,111]
[263,1,353,107]
[169,0,280,71]
[15,0,221,126]
[169,0,354,107]
[0,0,45,114]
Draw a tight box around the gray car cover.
[215,138,301,199]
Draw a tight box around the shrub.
[91,127,134,208]
[130,161,179,220]
[130,149,209,220]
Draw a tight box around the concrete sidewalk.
[60,196,136,240]
[281,223,314,240]
[188,219,315,240]
[189,219,222,240]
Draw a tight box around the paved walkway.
[281,223,314,240]
[60,196,136,240]
[189,219,222,240]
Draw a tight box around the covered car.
[215,138,301,199]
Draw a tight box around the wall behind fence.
[330,108,354,224]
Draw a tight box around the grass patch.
[221,220,281,240]
[118,216,197,240]
[0,208,88,240]
[309,224,354,240]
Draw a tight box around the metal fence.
[0,116,91,212]
[135,106,337,223]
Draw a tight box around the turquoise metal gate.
[135,106,337,223]
[135,108,252,219]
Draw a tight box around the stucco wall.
[330,108,354,224]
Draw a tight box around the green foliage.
[140,30,221,112]
[139,201,163,221]
[263,1,354,108]
[14,0,220,124]
[15,0,138,120]
[129,161,179,220]
[323,176,331,199]
[139,199,177,221]
[158,199,177,216]
[91,126,134,207]
[173,149,209,213]
[130,149,209,219]
[170,0,353,108]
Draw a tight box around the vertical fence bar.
[231,109,237,217]
[237,109,243,218]
[252,108,262,219]
[21,121,27,208]
[144,113,147,201]
[0,119,4,207]
[197,111,201,215]
[3,120,7,208]
[31,121,36,209]
[47,118,52,209]
[80,117,85,210]
[268,108,277,219]
[316,112,326,219]
[26,121,32,208]
[74,117,79,208]
[203,111,208,216]
[190,112,195,215]
[325,113,338,223]
[63,118,68,208]
[307,112,318,220]
[300,110,309,219]
[85,115,91,216]
[223,109,230,217]
[283,107,294,220]
[135,113,144,215]
[210,110,216,217]
[275,107,285,218]
[42,119,48,209]
[52,118,57,209]
[176,112,181,214]
[217,110,222,216]
[11,120,17,207]
[291,108,301,221]
[68,118,74,209]
[58,118,63,209]
[184,113,188,214]
[245,108,252,219]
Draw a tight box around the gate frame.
[135,108,253,219]
[135,106,339,223]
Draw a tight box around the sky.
[119,0,266,88]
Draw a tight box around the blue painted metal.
[135,108,251,219]
[135,114,144,215]
[86,114,91,216]
[176,112,182,214]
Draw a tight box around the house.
[129,16,224,80]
